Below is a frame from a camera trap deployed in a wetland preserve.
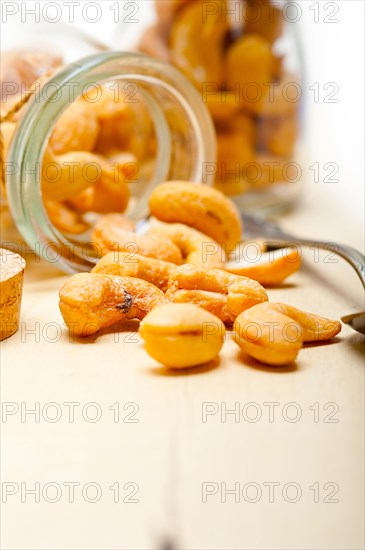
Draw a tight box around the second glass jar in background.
[134,0,305,213]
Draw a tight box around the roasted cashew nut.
[149,181,242,250]
[170,1,229,89]
[42,149,130,210]
[59,273,167,336]
[226,34,275,115]
[260,72,301,118]
[244,1,284,44]
[140,302,225,369]
[234,302,342,366]
[93,86,155,160]
[92,251,176,292]
[166,264,268,323]
[91,214,183,264]
[45,199,89,235]
[215,124,254,196]
[225,248,302,286]
[49,98,100,155]
[150,221,226,268]
[257,114,299,158]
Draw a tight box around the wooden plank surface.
[1,200,364,549]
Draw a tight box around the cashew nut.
[150,221,226,268]
[215,127,254,196]
[234,302,341,366]
[225,248,301,286]
[244,1,284,44]
[170,1,229,89]
[92,251,176,292]
[59,273,167,336]
[49,98,100,155]
[257,114,299,158]
[226,35,275,115]
[45,199,89,235]
[91,214,183,264]
[149,181,242,250]
[140,302,225,369]
[166,264,268,323]
[42,149,129,209]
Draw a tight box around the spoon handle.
[242,214,365,290]
[267,239,365,290]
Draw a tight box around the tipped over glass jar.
[1,42,215,272]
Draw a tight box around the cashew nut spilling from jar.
[150,221,226,268]
[139,302,225,369]
[149,181,243,250]
[234,302,341,366]
[225,248,302,286]
[92,251,176,292]
[166,264,268,323]
[59,273,167,336]
[91,214,183,264]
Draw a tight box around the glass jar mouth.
[6,51,216,273]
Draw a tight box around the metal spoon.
[242,214,365,335]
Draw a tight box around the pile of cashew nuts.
[59,182,341,367]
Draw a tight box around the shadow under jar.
[137,0,305,213]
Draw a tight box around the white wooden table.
[1,193,364,550]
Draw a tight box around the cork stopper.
[0,248,26,340]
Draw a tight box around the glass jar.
[2,50,216,273]
[132,0,305,213]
